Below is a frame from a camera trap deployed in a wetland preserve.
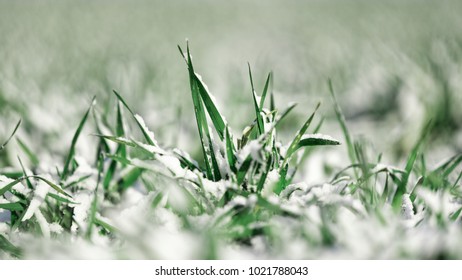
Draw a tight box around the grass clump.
[1,46,462,260]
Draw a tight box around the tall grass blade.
[61,97,95,181]
[328,79,356,166]
[392,121,432,210]
[248,63,264,135]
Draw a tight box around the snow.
[22,180,51,221]
[261,170,280,197]
[237,140,263,165]
[401,194,414,220]
[136,141,165,155]
[34,209,50,238]
[301,133,340,144]
[201,179,226,200]
[134,114,157,145]
[49,223,64,234]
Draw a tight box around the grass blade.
[392,121,432,210]
[296,133,340,149]
[281,102,321,169]
[16,138,39,167]
[328,79,356,166]
[248,63,264,135]
[0,202,24,211]
[0,119,21,152]
[260,72,272,109]
[61,97,95,181]
[225,126,237,173]
[0,234,22,258]
[113,90,157,146]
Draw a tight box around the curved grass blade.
[296,133,340,150]
[61,97,95,181]
[0,119,21,152]
[31,175,72,198]
[113,90,157,146]
[0,177,25,196]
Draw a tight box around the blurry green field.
[1,0,462,259]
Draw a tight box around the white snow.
[134,114,157,145]
[237,140,263,164]
[401,194,414,220]
[22,180,51,221]
[201,179,226,200]
[34,209,50,238]
[301,133,340,144]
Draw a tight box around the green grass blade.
[113,90,157,146]
[86,153,104,239]
[179,44,227,141]
[225,126,237,173]
[0,119,21,152]
[281,102,321,169]
[257,156,273,193]
[0,202,24,211]
[16,138,39,167]
[260,72,272,109]
[248,63,264,135]
[296,134,340,150]
[47,193,78,204]
[392,121,432,210]
[0,234,22,258]
[328,79,356,166]
[237,156,253,186]
[0,177,25,196]
[114,167,143,191]
[32,175,72,198]
[61,97,95,181]
[17,156,33,190]
[179,44,222,180]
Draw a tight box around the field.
[1,0,462,259]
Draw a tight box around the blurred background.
[1,0,461,184]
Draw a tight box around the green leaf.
[61,97,95,181]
